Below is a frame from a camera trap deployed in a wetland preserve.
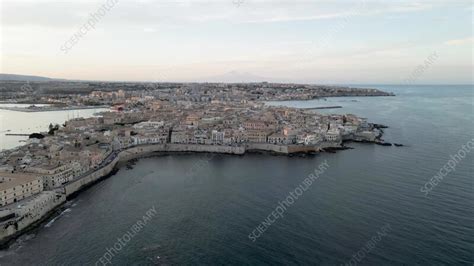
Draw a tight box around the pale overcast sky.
[0,0,472,84]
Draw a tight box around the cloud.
[444,37,474,46]
[240,1,435,24]
[242,12,357,23]
[0,0,438,29]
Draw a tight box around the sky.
[0,0,472,84]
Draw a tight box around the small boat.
[394,143,404,147]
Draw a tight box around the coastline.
[0,105,109,113]
[264,93,396,102]
[0,141,372,247]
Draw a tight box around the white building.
[133,121,164,129]
[324,129,341,142]
[211,130,225,144]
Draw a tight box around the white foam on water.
[44,208,71,228]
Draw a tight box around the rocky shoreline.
[0,138,403,248]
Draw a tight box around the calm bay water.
[0,85,472,265]
[0,106,108,151]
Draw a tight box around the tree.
[48,123,60,135]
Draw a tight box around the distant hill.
[0,72,288,83]
[0,73,56,82]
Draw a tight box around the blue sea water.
[0,85,472,265]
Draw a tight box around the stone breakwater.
[0,142,337,246]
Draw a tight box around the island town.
[0,82,394,245]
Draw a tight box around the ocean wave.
[44,208,71,228]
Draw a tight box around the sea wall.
[246,143,325,154]
[64,155,120,197]
[0,142,328,245]
[122,143,322,158]
[0,191,66,244]
[246,143,289,154]
[120,144,245,161]
[287,145,322,153]
[63,144,246,197]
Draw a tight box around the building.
[211,130,225,144]
[185,114,200,126]
[243,120,267,130]
[132,131,169,145]
[133,121,164,129]
[245,130,270,143]
[0,172,43,207]
[35,162,83,190]
[324,129,342,142]
[267,132,296,145]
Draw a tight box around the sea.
[0,105,108,151]
[0,85,472,265]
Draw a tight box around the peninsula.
[0,82,394,246]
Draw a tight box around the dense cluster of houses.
[0,97,379,209]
